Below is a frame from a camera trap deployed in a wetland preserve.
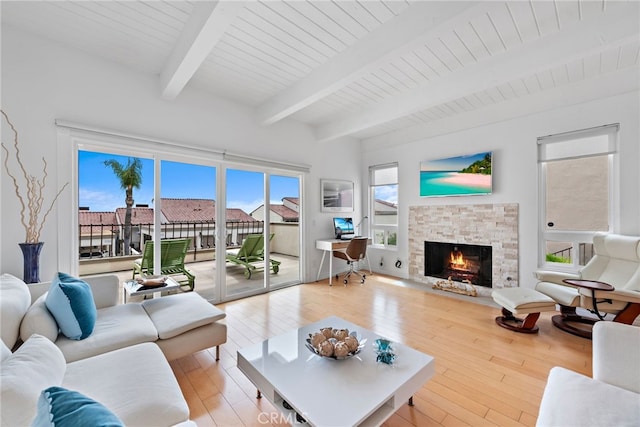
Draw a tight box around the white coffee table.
[122,276,180,303]
[237,315,435,427]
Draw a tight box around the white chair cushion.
[593,322,640,393]
[21,293,60,343]
[56,304,158,362]
[63,343,189,427]
[536,367,640,427]
[599,233,640,262]
[492,287,556,313]
[0,334,66,426]
[535,281,580,306]
[142,292,225,340]
[0,273,31,348]
[0,340,12,362]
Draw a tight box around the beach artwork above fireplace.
[420,151,492,197]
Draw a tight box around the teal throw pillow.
[32,386,124,427]
[45,272,97,340]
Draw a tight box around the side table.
[123,276,180,303]
[558,279,614,339]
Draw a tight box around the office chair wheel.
[343,279,348,284]
[244,269,252,279]
[272,265,279,274]
[360,279,365,284]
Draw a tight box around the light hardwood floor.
[169,275,592,426]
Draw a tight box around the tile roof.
[283,197,299,205]
[226,208,255,222]
[78,211,117,235]
[84,199,255,226]
[375,199,397,209]
[115,207,155,224]
[270,204,299,222]
[161,198,215,223]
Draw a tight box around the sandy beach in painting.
[439,172,491,189]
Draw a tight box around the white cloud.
[79,188,124,212]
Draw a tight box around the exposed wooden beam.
[315,1,639,142]
[255,1,482,126]
[160,1,246,100]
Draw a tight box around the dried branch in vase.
[1,109,69,243]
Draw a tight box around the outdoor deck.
[109,253,300,303]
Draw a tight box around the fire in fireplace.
[424,241,492,287]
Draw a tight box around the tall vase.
[19,242,44,284]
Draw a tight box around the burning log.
[432,277,478,297]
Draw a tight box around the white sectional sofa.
[16,273,227,362]
[536,322,640,426]
[0,273,228,426]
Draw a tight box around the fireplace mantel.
[408,204,519,294]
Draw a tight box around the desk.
[316,238,371,285]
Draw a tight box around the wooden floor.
[169,275,592,426]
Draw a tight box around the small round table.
[563,279,614,320]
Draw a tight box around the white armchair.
[536,321,640,426]
[535,233,640,338]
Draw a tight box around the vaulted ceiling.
[3,1,639,146]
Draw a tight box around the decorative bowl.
[305,330,367,360]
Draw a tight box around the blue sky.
[79,151,299,214]
[420,151,491,172]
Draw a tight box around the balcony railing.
[549,242,595,265]
[79,220,265,259]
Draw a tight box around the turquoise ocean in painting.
[419,171,491,197]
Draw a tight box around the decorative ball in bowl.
[305,328,367,360]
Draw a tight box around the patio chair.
[132,238,195,291]
[226,233,280,279]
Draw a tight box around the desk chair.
[333,237,368,285]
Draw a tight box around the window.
[369,163,398,248]
[58,121,307,304]
[538,124,618,270]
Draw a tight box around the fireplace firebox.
[424,241,492,287]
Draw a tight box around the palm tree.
[104,157,142,255]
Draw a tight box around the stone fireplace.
[409,203,518,296]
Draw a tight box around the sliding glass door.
[224,168,266,298]
[160,160,217,300]
[268,174,300,289]
[75,142,302,304]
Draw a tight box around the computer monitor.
[333,217,354,239]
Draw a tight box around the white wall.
[362,90,640,289]
[1,26,363,281]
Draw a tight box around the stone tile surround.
[408,203,519,296]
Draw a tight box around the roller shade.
[538,123,618,162]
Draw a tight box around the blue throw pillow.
[32,386,124,427]
[45,272,97,340]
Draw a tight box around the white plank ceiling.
[2,1,639,146]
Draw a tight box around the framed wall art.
[321,179,354,212]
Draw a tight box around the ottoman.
[492,287,557,333]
